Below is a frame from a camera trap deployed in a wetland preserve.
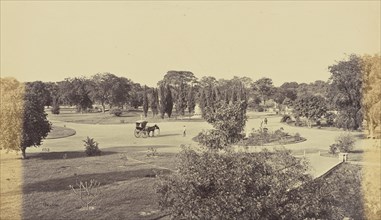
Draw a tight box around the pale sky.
[1,1,380,87]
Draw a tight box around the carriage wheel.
[142,131,148,138]
[134,129,141,138]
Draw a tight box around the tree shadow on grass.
[352,133,367,139]
[155,133,182,138]
[350,149,364,154]
[27,151,118,160]
[23,168,171,194]
[106,145,174,152]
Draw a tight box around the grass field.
[47,108,204,125]
[46,126,76,139]
[22,146,177,220]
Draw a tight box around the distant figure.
[183,125,186,137]
[264,118,268,125]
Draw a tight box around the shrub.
[69,178,101,210]
[51,104,60,114]
[294,132,301,141]
[280,115,291,123]
[84,137,101,156]
[197,130,229,150]
[202,101,247,145]
[334,133,356,153]
[329,143,339,154]
[243,128,290,146]
[147,147,158,157]
[157,146,312,219]
[110,108,123,117]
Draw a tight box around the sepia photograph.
[1,1,380,219]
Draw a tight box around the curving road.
[29,113,376,178]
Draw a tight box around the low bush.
[241,128,303,146]
[280,115,291,123]
[329,143,339,154]
[110,108,123,117]
[294,132,301,141]
[69,178,101,210]
[84,137,101,156]
[51,105,60,114]
[332,133,356,153]
[197,130,229,150]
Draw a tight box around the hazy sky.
[1,1,380,87]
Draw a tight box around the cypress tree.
[142,86,149,117]
[166,84,173,118]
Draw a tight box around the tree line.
[7,53,381,133]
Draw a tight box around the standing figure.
[264,118,268,125]
[183,125,186,137]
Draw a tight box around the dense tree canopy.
[0,78,24,152]
[21,82,52,158]
[293,94,328,127]
[328,54,363,130]
[89,73,131,112]
[252,77,274,104]
[362,54,381,137]
[58,77,93,112]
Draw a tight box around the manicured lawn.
[47,108,202,125]
[320,150,364,161]
[46,126,76,139]
[22,146,177,220]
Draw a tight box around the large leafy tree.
[89,73,131,112]
[58,77,93,113]
[362,54,381,138]
[159,71,196,117]
[21,82,52,158]
[45,82,61,114]
[0,78,24,152]
[328,54,363,130]
[129,82,144,109]
[293,94,328,128]
[202,101,247,144]
[274,82,299,105]
[159,70,197,88]
[25,81,51,107]
[252,77,274,104]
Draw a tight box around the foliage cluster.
[328,54,363,130]
[329,133,356,154]
[110,108,123,117]
[69,178,102,210]
[157,146,316,219]
[241,128,303,146]
[84,137,101,156]
[292,94,328,128]
[202,101,247,144]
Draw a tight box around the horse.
[146,124,160,137]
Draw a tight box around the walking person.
[264,117,268,125]
[183,125,186,137]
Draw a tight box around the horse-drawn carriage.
[134,120,160,138]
